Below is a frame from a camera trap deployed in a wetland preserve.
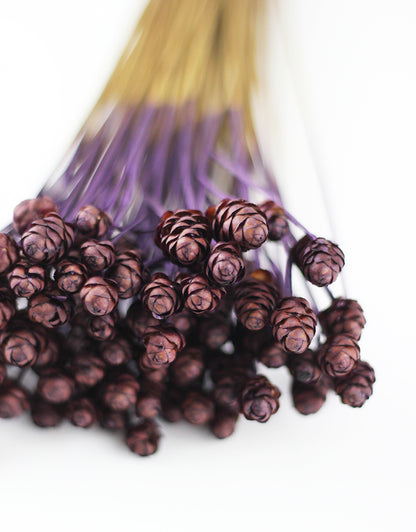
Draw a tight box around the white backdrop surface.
[0,1,414,531]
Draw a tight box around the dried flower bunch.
[0,0,374,456]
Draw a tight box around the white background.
[0,1,415,531]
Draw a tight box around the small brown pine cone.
[142,273,182,319]
[161,388,183,423]
[258,201,288,241]
[293,235,345,287]
[179,274,224,315]
[126,301,159,338]
[97,408,127,431]
[28,291,73,328]
[75,205,112,239]
[211,410,238,439]
[101,372,139,411]
[30,397,62,427]
[80,240,115,272]
[37,369,76,404]
[0,233,19,274]
[0,285,16,331]
[135,381,163,418]
[13,196,58,234]
[55,260,87,293]
[66,398,96,428]
[71,353,106,388]
[170,347,204,388]
[126,419,160,456]
[85,312,117,341]
[169,310,196,337]
[1,328,40,367]
[208,198,268,250]
[240,375,280,423]
[156,209,211,266]
[319,298,366,341]
[80,277,118,316]
[0,362,5,386]
[292,381,328,415]
[138,357,168,382]
[318,334,360,377]
[271,297,317,354]
[234,274,278,331]
[335,360,375,407]
[205,242,245,286]
[142,325,185,368]
[198,317,231,350]
[182,391,214,425]
[21,213,73,265]
[289,349,322,384]
[34,331,60,368]
[0,380,29,418]
[257,341,288,368]
[109,250,145,299]
[8,261,45,298]
[99,337,132,366]
[212,365,250,414]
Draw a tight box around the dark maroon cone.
[66,398,97,428]
[135,381,163,418]
[240,375,280,422]
[33,331,60,368]
[289,350,322,384]
[169,310,196,337]
[319,298,366,341]
[109,249,145,299]
[21,213,72,265]
[71,353,106,388]
[179,274,224,315]
[85,312,117,341]
[182,391,214,425]
[198,317,231,350]
[205,242,245,286]
[101,372,140,411]
[293,235,345,287]
[161,388,183,423]
[142,273,182,319]
[208,198,268,250]
[97,407,127,431]
[28,291,73,328]
[0,233,18,274]
[0,285,16,331]
[292,381,328,415]
[99,337,132,366]
[258,200,288,241]
[138,357,168,383]
[335,360,375,407]
[170,347,204,388]
[30,397,62,427]
[55,260,88,293]
[271,297,317,354]
[257,341,288,368]
[211,410,238,439]
[126,301,159,338]
[318,334,360,377]
[75,205,112,239]
[1,328,40,367]
[80,240,115,272]
[13,196,58,234]
[126,419,160,456]
[142,325,185,368]
[212,366,250,414]
[37,369,75,404]
[0,380,29,418]
[234,272,279,331]
[156,209,211,266]
[0,362,5,386]
[80,277,118,316]
[8,261,45,298]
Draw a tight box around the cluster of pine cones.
[0,196,374,456]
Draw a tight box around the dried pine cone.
[1,328,41,367]
[142,325,185,368]
[198,316,231,350]
[33,331,60,368]
[213,367,249,414]
[211,410,238,439]
[126,302,159,338]
[66,398,96,428]
[0,362,5,386]
[292,381,328,415]
[101,372,140,412]
[271,297,317,354]
[109,250,145,299]
[0,381,29,418]
[289,349,322,384]
[234,273,278,331]
[257,341,288,369]
[170,347,204,388]
[30,397,62,428]
[335,361,375,407]
[318,334,360,377]
[75,205,111,239]
[80,240,115,272]
[28,291,73,328]
[182,391,214,425]
[0,285,16,331]
[135,381,163,418]
[85,312,117,341]
[0,233,18,274]
[126,420,160,456]
[208,198,268,250]
[37,369,75,404]
[80,277,118,316]
[179,274,224,315]
[8,261,45,298]
[240,375,280,423]
[156,209,210,266]
[258,200,288,241]
[205,242,245,286]
[293,235,345,287]
[13,196,58,234]
[71,353,106,388]
[98,408,127,431]
[169,310,196,337]
[55,260,87,293]
[319,298,366,341]
[99,337,132,366]
[142,273,181,319]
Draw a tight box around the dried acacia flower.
[109,250,145,298]
[66,398,97,428]
[240,375,280,423]
[99,337,132,366]
[142,325,185,368]
[182,391,214,425]
[292,381,328,415]
[205,242,245,286]
[318,334,360,377]
[0,285,16,331]
[0,233,18,274]
[30,397,62,428]
[80,240,115,272]
[75,205,111,238]
[37,369,75,404]
[126,420,160,456]
[258,200,288,241]
[179,274,224,315]
[101,372,139,412]
[142,273,181,319]
[319,298,366,341]
[335,361,375,407]
[55,260,88,293]
[80,277,118,316]
[13,196,58,234]
[170,347,204,388]
[28,291,73,328]
[0,380,29,418]
[8,261,45,298]
[234,273,278,331]
[71,353,106,388]
[289,350,322,384]
[211,410,238,439]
